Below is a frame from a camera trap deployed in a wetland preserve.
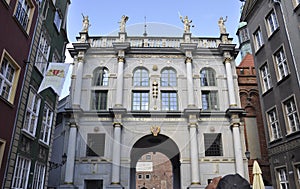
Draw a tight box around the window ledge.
[286,130,300,138]
[21,129,36,140]
[268,27,279,40]
[261,87,273,97]
[276,74,290,86]
[255,44,265,55]
[38,139,50,148]
[269,137,283,145]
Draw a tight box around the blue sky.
[67,0,243,42]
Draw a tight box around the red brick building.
[136,152,173,189]
[236,53,271,185]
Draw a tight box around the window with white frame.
[296,164,300,186]
[23,89,41,136]
[277,168,289,189]
[133,67,149,87]
[201,91,218,110]
[91,90,107,110]
[54,10,62,31]
[35,32,50,74]
[32,162,45,189]
[0,139,6,169]
[239,27,249,44]
[260,63,272,92]
[14,0,32,31]
[93,67,109,86]
[39,104,53,145]
[0,57,15,101]
[161,91,177,111]
[0,51,20,104]
[253,28,264,51]
[274,48,289,80]
[266,10,279,36]
[11,155,31,189]
[161,68,177,87]
[200,68,216,86]
[267,108,282,141]
[132,91,149,111]
[283,97,300,133]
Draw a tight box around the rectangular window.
[14,0,31,30]
[161,91,177,111]
[260,64,272,92]
[266,10,279,35]
[267,109,282,141]
[85,180,103,189]
[296,165,300,187]
[253,28,264,51]
[204,133,223,156]
[35,32,50,74]
[277,168,289,189]
[202,91,218,110]
[0,57,15,101]
[283,97,300,133]
[54,10,62,31]
[39,104,53,145]
[86,133,105,157]
[132,91,149,111]
[274,48,289,80]
[12,155,31,189]
[91,91,107,110]
[32,162,45,189]
[0,139,6,169]
[23,89,41,136]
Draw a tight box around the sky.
[67,0,243,41]
[61,0,244,99]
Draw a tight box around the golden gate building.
[60,16,249,189]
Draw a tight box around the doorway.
[130,134,181,189]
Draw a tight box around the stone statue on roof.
[218,16,228,34]
[119,15,129,32]
[81,14,91,32]
[180,15,193,33]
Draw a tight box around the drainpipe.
[272,0,300,88]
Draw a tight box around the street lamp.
[49,153,67,171]
[245,151,250,160]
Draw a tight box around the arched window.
[133,67,149,87]
[161,68,177,87]
[200,68,216,86]
[93,67,109,86]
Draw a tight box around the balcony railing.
[87,36,227,49]
[14,2,29,30]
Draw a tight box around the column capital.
[117,56,125,63]
[185,57,193,64]
[69,122,78,128]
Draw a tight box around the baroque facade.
[241,0,300,188]
[57,16,249,189]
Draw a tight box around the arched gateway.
[130,134,181,189]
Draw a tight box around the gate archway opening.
[130,134,181,189]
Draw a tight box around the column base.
[106,183,124,189]
[188,183,202,189]
[57,184,78,189]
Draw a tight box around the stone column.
[64,122,77,185]
[115,56,125,107]
[73,54,84,106]
[108,114,123,189]
[185,57,195,107]
[224,56,237,107]
[231,122,244,176]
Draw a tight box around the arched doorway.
[130,134,181,189]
